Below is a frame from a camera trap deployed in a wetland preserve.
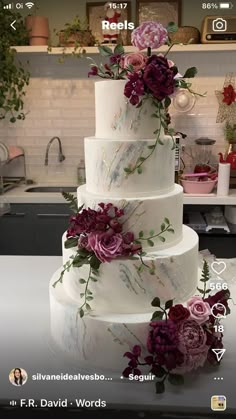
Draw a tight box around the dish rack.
[0,149,27,194]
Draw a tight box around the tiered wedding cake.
[49,80,199,372]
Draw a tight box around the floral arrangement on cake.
[122,260,231,393]
[53,193,174,318]
[88,21,204,175]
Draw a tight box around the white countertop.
[3,183,236,205]
[0,255,236,413]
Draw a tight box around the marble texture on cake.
[95,80,165,140]
[84,136,175,197]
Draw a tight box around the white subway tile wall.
[0,51,234,183]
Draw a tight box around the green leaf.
[86,296,93,301]
[124,167,131,173]
[90,255,101,270]
[147,144,156,150]
[65,237,78,249]
[205,288,211,294]
[166,21,178,33]
[183,67,197,79]
[155,381,165,394]
[79,278,86,284]
[164,96,171,108]
[85,303,91,311]
[79,309,84,318]
[136,100,143,108]
[165,299,173,310]
[137,166,142,174]
[152,365,166,378]
[165,218,170,227]
[137,157,145,163]
[98,45,113,56]
[149,229,154,236]
[80,293,84,298]
[158,236,166,242]
[168,374,184,386]
[197,287,205,294]
[151,310,164,321]
[167,228,175,233]
[62,191,79,213]
[147,239,154,247]
[87,289,92,295]
[90,277,98,282]
[139,231,144,238]
[157,138,164,145]
[161,223,165,232]
[114,44,124,55]
[151,297,161,307]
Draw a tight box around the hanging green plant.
[0,1,30,122]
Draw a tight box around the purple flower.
[122,345,142,378]
[131,21,168,51]
[147,320,178,354]
[88,229,123,263]
[174,320,209,373]
[88,66,98,77]
[124,72,145,105]
[109,53,122,65]
[143,55,175,101]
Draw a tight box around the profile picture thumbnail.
[9,368,28,386]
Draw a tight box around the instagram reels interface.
[0,0,236,417]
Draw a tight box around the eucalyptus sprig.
[135,218,174,248]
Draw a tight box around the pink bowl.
[180,179,217,194]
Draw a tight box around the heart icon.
[211,261,226,276]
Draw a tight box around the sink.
[25,186,77,193]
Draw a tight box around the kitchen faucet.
[44,136,65,166]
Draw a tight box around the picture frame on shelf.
[136,0,181,27]
[86,1,132,45]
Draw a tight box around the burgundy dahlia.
[147,320,178,354]
[124,72,145,105]
[143,55,175,101]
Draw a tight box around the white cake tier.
[50,275,151,371]
[95,80,165,140]
[84,136,175,197]
[60,225,198,314]
[77,184,183,252]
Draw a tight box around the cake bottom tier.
[50,272,151,372]
[61,225,199,314]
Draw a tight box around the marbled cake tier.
[61,226,198,314]
[95,80,165,140]
[77,184,183,252]
[84,136,175,197]
[50,274,151,371]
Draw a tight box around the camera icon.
[212,18,227,32]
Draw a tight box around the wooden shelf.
[12,43,236,54]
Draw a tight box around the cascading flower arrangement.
[122,260,232,394]
[88,21,203,175]
[53,193,174,318]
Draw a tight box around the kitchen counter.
[2,183,78,204]
[2,183,236,205]
[0,255,236,414]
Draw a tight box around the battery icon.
[219,2,233,8]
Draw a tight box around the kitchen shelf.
[183,190,236,205]
[12,44,236,54]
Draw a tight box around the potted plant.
[57,16,95,47]
[0,1,30,123]
[25,3,49,46]
[225,121,236,144]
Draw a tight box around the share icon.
[212,348,226,362]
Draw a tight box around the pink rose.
[88,229,123,263]
[131,21,168,51]
[187,296,211,324]
[174,320,209,373]
[121,53,147,72]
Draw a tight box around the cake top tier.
[95,80,164,140]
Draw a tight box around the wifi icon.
[25,2,34,9]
